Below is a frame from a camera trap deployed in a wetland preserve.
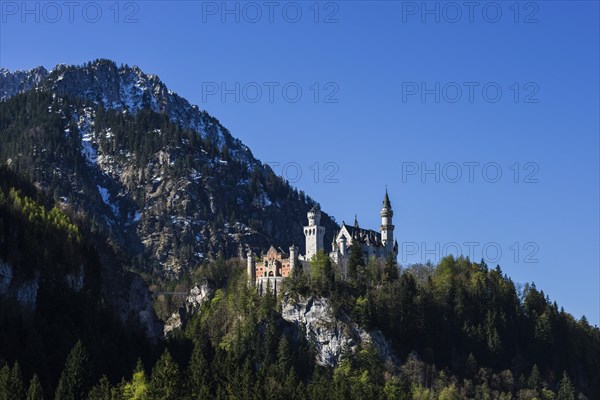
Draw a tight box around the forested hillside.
[2,191,598,399]
[0,167,159,395]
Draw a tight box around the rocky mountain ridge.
[0,59,339,277]
[0,66,49,100]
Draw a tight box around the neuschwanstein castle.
[247,190,398,294]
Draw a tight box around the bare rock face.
[105,269,163,341]
[0,66,48,100]
[164,311,183,337]
[186,281,213,313]
[128,276,164,340]
[91,245,163,341]
[164,281,214,337]
[281,296,347,366]
[14,274,39,308]
[281,296,395,367]
[65,264,85,292]
[0,261,39,308]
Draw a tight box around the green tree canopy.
[147,350,182,400]
[54,341,92,400]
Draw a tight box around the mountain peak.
[1,60,249,161]
[0,65,49,100]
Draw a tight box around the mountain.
[0,59,338,277]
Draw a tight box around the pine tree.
[557,371,576,400]
[0,363,9,400]
[147,350,182,400]
[277,336,292,379]
[26,374,44,400]
[465,353,477,379]
[189,339,211,399]
[0,362,23,400]
[527,364,542,391]
[383,253,399,283]
[238,359,254,399]
[54,340,92,400]
[282,368,301,400]
[438,384,460,400]
[262,311,278,367]
[307,367,329,400]
[9,362,24,400]
[86,376,114,400]
[121,359,147,400]
[348,244,365,284]
[309,250,334,294]
[260,280,276,317]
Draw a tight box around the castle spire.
[383,187,391,209]
[380,188,395,258]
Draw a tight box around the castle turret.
[303,205,325,260]
[331,230,337,253]
[353,215,360,241]
[339,234,347,256]
[289,245,298,274]
[247,251,256,286]
[308,205,321,226]
[380,189,395,256]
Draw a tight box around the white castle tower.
[303,205,325,260]
[247,250,256,286]
[289,245,298,274]
[380,189,395,257]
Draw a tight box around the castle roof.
[262,245,289,258]
[341,222,384,247]
[383,189,392,209]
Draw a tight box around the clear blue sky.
[1,1,598,325]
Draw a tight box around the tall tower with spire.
[380,189,395,256]
[304,205,325,260]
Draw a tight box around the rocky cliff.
[281,295,396,367]
[164,281,214,336]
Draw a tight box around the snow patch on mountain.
[97,185,119,216]
[97,185,110,204]
[75,107,98,164]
